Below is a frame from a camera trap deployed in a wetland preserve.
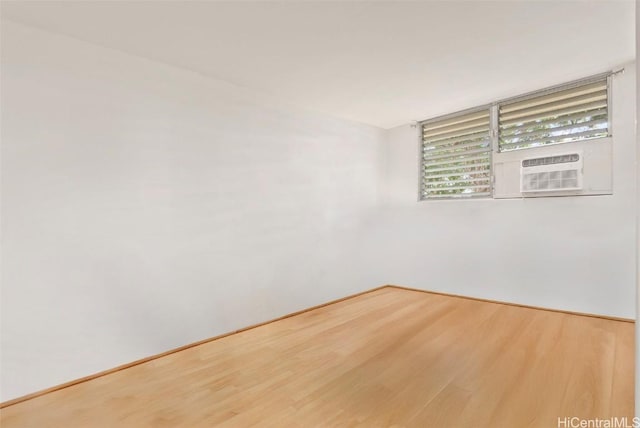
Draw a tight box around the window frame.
[417,71,615,202]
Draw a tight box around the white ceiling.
[1,1,635,129]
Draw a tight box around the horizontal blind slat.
[423,167,491,180]
[423,148,492,163]
[422,161,491,175]
[422,116,492,138]
[499,100,607,127]
[499,90,606,121]
[424,129,489,146]
[422,177,490,186]
[499,81,606,113]
[421,191,492,199]
[501,118,608,143]
[422,110,489,131]
[424,140,490,156]
[423,184,491,191]
[423,155,491,170]
[500,129,609,151]
[500,107,607,132]
[423,122,490,141]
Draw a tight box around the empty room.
[0,1,638,427]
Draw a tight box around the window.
[418,72,613,201]
[498,78,609,152]
[420,108,492,200]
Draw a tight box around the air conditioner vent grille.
[522,154,579,167]
[522,170,579,191]
[520,151,583,194]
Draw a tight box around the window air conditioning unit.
[520,152,583,194]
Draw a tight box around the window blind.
[498,78,609,151]
[421,109,492,199]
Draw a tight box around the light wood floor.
[0,287,634,427]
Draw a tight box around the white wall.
[0,21,384,401]
[380,62,637,320]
